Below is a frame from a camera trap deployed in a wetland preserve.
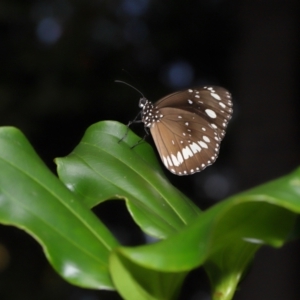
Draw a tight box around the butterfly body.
[138,86,233,175]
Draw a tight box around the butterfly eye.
[139,86,233,175]
[139,97,147,108]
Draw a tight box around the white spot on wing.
[190,142,201,153]
[167,156,173,167]
[199,141,208,148]
[203,136,210,143]
[219,102,226,109]
[171,154,180,166]
[211,93,221,100]
[163,156,168,167]
[182,146,194,159]
[177,151,184,164]
[205,109,217,119]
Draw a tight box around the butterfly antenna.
[121,68,138,81]
[115,80,145,98]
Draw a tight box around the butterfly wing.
[150,107,222,175]
[154,86,233,140]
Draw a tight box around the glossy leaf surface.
[56,121,201,239]
[111,168,300,300]
[0,127,119,289]
[2,121,300,300]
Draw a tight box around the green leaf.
[3,121,300,300]
[204,241,258,300]
[111,168,300,300]
[0,127,119,289]
[56,121,201,239]
[110,249,187,300]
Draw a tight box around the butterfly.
[118,82,233,175]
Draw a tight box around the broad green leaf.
[111,168,300,299]
[56,121,201,239]
[110,249,187,300]
[203,201,294,300]
[0,127,119,289]
[204,241,258,300]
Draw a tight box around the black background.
[0,0,300,299]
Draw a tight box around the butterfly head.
[139,97,148,108]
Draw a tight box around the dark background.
[0,0,300,299]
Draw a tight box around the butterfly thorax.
[139,97,163,128]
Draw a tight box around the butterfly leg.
[118,112,142,143]
[130,126,149,149]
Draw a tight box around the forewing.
[154,86,233,140]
